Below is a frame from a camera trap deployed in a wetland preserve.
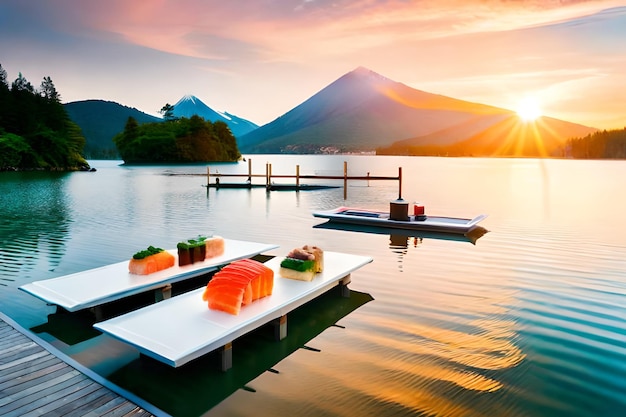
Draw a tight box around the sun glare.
[516,97,542,122]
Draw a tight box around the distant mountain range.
[239,67,597,156]
[66,67,598,159]
[172,95,258,138]
[65,96,258,159]
[64,100,161,159]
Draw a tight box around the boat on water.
[313,219,488,244]
[313,206,488,235]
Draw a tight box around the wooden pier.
[0,312,167,417]
[207,159,402,199]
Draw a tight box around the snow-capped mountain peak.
[171,95,258,137]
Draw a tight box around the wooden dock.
[0,312,168,417]
[207,159,402,199]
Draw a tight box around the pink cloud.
[3,0,624,128]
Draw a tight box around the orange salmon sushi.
[202,259,273,315]
[128,250,175,275]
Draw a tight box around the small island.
[113,105,241,164]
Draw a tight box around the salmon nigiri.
[202,259,274,315]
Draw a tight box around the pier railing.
[207,159,402,199]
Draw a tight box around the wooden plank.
[10,379,101,416]
[0,314,164,417]
[0,361,82,397]
[0,359,66,390]
[0,371,85,408]
[0,350,50,372]
[0,343,43,366]
[0,357,63,386]
[54,387,117,416]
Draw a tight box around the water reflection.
[313,221,488,272]
[0,172,72,287]
[3,157,626,417]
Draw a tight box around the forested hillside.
[113,115,241,163]
[0,64,89,171]
[65,100,161,159]
[566,128,626,159]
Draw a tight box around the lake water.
[1,155,625,417]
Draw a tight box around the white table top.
[94,251,373,367]
[20,239,278,312]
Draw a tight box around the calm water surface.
[0,155,624,417]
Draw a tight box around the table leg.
[339,274,351,298]
[274,315,287,341]
[220,342,233,371]
[155,284,172,302]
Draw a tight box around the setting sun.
[516,97,542,122]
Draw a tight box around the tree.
[159,103,177,121]
[12,72,34,93]
[40,76,61,102]
[0,64,9,128]
[0,133,35,169]
[213,120,240,160]
[113,116,241,163]
[0,63,7,89]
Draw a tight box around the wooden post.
[266,163,273,190]
[248,158,252,188]
[343,161,348,200]
[206,166,210,196]
[398,167,403,199]
[296,165,300,191]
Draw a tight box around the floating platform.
[94,251,372,368]
[204,183,340,191]
[20,239,278,314]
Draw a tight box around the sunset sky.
[1,0,625,129]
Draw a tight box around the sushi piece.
[128,246,175,275]
[279,258,316,281]
[202,259,273,315]
[279,245,324,281]
[176,241,192,267]
[303,245,324,272]
[177,234,223,267]
[227,259,275,300]
[204,235,225,259]
[188,239,206,263]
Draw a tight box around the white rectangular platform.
[20,239,278,312]
[94,251,373,367]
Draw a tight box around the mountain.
[65,100,161,159]
[172,95,258,138]
[383,114,597,157]
[239,67,597,156]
